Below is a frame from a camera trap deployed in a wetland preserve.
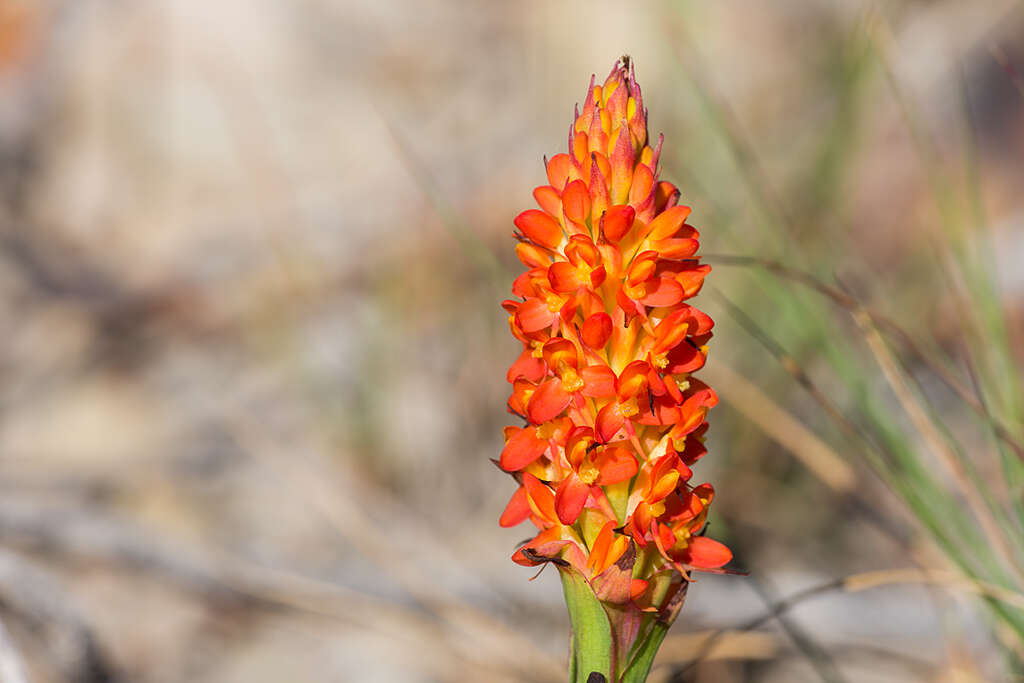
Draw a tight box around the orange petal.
[507,349,546,383]
[523,472,558,523]
[515,298,557,333]
[595,402,625,443]
[655,181,679,213]
[581,364,616,398]
[638,277,685,307]
[499,486,531,527]
[686,536,732,569]
[581,312,613,349]
[645,205,692,241]
[616,360,650,401]
[546,153,572,191]
[555,473,590,525]
[527,378,572,424]
[651,237,699,259]
[541,337,579,370]
[500,427,548,471]
[665,342,705,374]
[592,447,638,485]
[587,521,616,572]
[562,179,591,225]
[514,209,563,250]
[548,261,587,293]
[515,243,552,268]
[533,185,562,217]
[628,163,654,206]
[600,205,635,243]
[610,123,634,204]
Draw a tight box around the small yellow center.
[619,397,639,418]
[578,464,599,485]
[545,293,565,312]
[648,501,665,517]
[559,362,584,393]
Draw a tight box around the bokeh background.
[1,0,1023,681]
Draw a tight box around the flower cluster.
[499,59,731,613]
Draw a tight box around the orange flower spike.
[497,58,734,682]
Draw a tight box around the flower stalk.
[499,58,732,682]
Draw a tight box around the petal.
[533,185,562,216]
[651,237,699,259]
[645,205,692,241]
[638,277,685,307]
[515,298,556,333]
[514,209,563,250]
[686,536,732,569]
[655,181,680,213]
[581,364,616,398]
[609,122,635,203]
[500,427,548,471]
[561,179,591,225]
[580,312,613,349]
[499,486,531,527]
[592,447,638,485]
[600,205,635,243]
[665,341,706,374]
[515,243,552,268]
[555,473,590,525]
[628,163,654,206]
[546,153,572,191]
[547,261,587,293]
[507,349,546,383]
[523,472,558,523]
[595,402,626,443]
[527,378,572,424]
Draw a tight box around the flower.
[498,58,732,680]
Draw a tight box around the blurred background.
[0,0,1023,681]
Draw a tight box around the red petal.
[499,486,531,527]
[554,474,589,524]
[686,536,732,569]
[600,205,636,243]
[499,427,548,471]
[561,179,591,225]
[514,209,563,250]
[527,378,572,424]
